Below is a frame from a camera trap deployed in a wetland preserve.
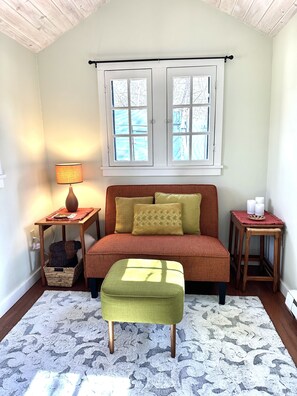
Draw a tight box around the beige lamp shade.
[56,163,83,184]
[55,163,83,212]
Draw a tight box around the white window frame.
[167,66,216,166]
[104,69,153,166]
[97,59,225,176]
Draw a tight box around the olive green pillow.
[115,196,154,233]
[155,192,202,234]
[132,203,183,235]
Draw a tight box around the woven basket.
[44,260,82,287]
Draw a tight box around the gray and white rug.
[0,291,296,395]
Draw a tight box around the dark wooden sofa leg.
[218,282,226,305]
[89,278,98,298]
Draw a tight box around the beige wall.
[267,12,297,292]
[0,33,52,316]
[38,0,272,247]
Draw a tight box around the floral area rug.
[0,291,296,395]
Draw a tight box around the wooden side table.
[228,210,284,291]
[35,208,100,286]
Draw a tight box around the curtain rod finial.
[224,55,234,62]
[88,60,98,68]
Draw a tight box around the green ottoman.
[101,258,185,358]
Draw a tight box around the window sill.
[101,166,223,177]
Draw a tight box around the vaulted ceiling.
[0,0,109,53]
[0,0,296,53]
[203,0,297,36]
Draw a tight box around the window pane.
[173,108,190,133]
[114,137,130,161]
[131,109,148,134]
[130,79,147,106]
[192,107,209,132]
[132,136,148,161]
[172,135,190,160]
[113,109,129,135]
[192,135,209,160]
[173,77,190,105]
[111,79,128,107]
[193,76,210,104]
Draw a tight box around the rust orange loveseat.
[86,184,230,304]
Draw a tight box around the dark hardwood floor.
[1,271,297,366]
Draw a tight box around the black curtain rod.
[88,55,234,68]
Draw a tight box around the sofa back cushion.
[155,192,202,235]
[105,184,219,238]
[115,196,154,233]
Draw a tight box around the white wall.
[38,0,272,247]
[0,33,52,317]
[267,12,297,293]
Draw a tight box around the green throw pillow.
[155,192,202,234]
[115,196,154,233]
[132,203,183,235]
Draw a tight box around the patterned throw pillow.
[115,196,154,233]
[155,192,202,234]
[132,203,183,235]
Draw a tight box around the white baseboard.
[280,279,289,298]
[0,269,41,318]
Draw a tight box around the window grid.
[168,71,214,165]
[107,70,152,166]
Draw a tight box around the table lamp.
[55,163,83,212]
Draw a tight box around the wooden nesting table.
[228,210,284,292]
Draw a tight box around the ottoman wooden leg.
[171,324,176,358]
[108,321,114,354]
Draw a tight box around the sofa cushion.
[132,203,183,235]
[115,196,153,233]
[86,234,230,282]
[155,192,202,234]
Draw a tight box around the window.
[167,67,216,166]
[97,59,225,176]
[105,69,152,166]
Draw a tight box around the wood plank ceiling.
[202,0,297,36]
[0,0,109,53]
[0,0,296,53]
